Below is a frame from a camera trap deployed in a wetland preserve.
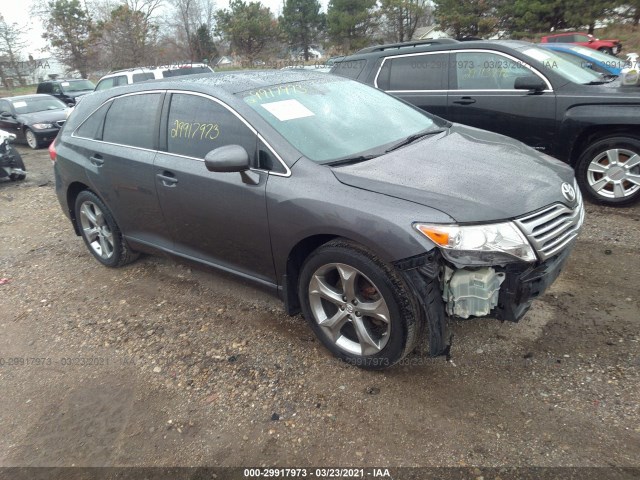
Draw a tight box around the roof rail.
[356,38,459,54]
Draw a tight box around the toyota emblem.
[561,182,576,202]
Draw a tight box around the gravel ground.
[0,146,639,470]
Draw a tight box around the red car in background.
[540,32,622,55]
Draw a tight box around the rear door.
[375,51,449,117]
[154,92,274,283]
[72,91,171,248]
[446,50,557,152]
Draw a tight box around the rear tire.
[597,47,613,55]
[74,190,139,267]
[298,239,422,369]
[8,150,26,181]
[576,136,640,206]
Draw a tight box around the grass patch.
[596,24,640,55]
[0,84,37,98]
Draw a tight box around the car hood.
[331,124,577,223]
[19,110,69,124]
[64,90,93,98]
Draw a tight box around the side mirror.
[204,145,250,172]
[0,111,13,118]
[514,75,546,92]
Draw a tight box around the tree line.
[0,0,639,82]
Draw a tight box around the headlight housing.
[414,222,537,264]
[32,123,54,130]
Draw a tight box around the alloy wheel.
[79,201,115,259]
[307,263,391,356]
[587,148,640,199]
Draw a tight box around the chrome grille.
[515,186,585,261]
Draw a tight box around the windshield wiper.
[328,154,379,167]
[385,128,446,153]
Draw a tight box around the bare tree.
[0,15,28,86]
[168,0,217,61]
[92,0,163,69]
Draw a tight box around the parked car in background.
[0,95,69,149]
[95,63,214,91]
[332,40,640,206]
[540,32,622,55]
[540,43,639,83]
[51,71,583,369]
[36,79,95,106]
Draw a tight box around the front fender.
[557,104,640,161]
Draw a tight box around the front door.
[447,50,558,153]
[154,92,274,283]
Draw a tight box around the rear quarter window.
[74,102,112,140]
[132,72,155,82]
[102,93,163,149]
[331,59,366,79]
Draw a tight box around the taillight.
[49,140,57,162]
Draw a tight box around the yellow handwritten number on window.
[171,120,220,141]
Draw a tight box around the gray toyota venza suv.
[52,70,584,369]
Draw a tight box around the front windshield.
[518,46,603,84]
[61,80,95,92]
[562,45,629,69]
[551,50,606,72]
[11,96,68,114]
[242,79,440,162]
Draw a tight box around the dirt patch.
[0,146,638,468]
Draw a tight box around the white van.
[95,63,214,91]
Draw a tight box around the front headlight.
[414,222,537,263]
[32,123,54,130]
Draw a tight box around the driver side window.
[166,93,257,162]
[453,52,537,90]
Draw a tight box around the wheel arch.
[569,125,640,166]
[66,181,92,235]
[282,234,339,315]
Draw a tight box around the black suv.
[331,39,640,206]
[36,79,95,105]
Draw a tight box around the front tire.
[576,136,640,206]
[298,239,421,369]
[74,191,139,267]
[25,129,39,150]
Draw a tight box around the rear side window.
[331,59,366,79]
[75,102,112,140]
[166,93,256,160]
[132,72,155,83]
[377,53,448,90]
[37,83,51,93]
[102,93,162,149]
[161,67,211,77]
[96,78,114,91]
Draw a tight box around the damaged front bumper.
[395,243,576,356]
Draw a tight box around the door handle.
[452,97,477,105]
[157,171,178,187]
[90,154,104,166]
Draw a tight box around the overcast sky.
[1,0,330,58]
